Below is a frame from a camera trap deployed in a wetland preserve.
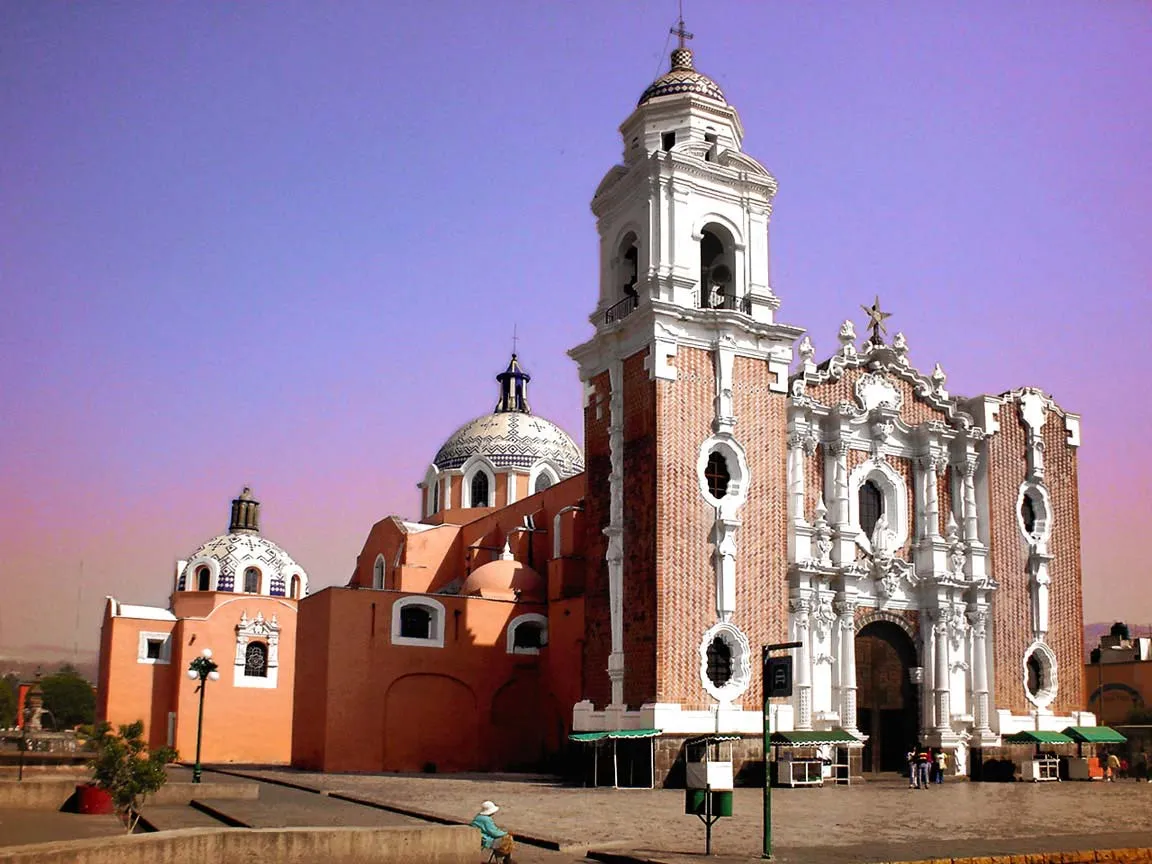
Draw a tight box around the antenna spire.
[512,323,519,356]
[671,1,693,50]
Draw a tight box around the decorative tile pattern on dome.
[270,577,285,597]
[178,532,306,597]
[638,48,726,106]
[433,411,584,475]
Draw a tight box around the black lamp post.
[186,648,220,783]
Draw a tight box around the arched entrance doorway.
[856,620,918,774]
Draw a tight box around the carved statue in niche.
[812,499,834,566]
[870,513,896,559]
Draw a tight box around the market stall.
[1002,730,1072,781]
[769,729,860,787]
[1062,726,1126,780]
[569,728,661,788]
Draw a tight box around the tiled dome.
[433,411,583,475]
[639,48,726,106]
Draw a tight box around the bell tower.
[570,32,804,736]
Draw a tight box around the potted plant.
[84,720,177,831]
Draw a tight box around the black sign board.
[766,655,793,698]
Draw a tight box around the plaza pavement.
[229,767,1152,863]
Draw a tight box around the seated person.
[471,800,514,862]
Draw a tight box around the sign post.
[762,641,800,860]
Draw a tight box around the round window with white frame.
[698,621,751,705]
[696,437,749,516]
[1022,641,1058,709]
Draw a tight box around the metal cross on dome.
[861,296,892,345]
[671,1,693,49]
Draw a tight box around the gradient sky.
[1,1,1149,654]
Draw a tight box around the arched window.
[534,472,553,494]
[706,635,732,688]
[243,567,260,593]
[471,472,490,508]
[244,642,268,678]
[372,556,385,589]
[400,605,432,640]
[859,480,884,539]
[705,451,730,500]
[622,243,638,298]
[197,566,211,592]
[1026,653,1042,698]
[1021,494,1037,535]
[699,227,734,309]
[290,575,301,599]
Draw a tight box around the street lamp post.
[186,648,220,783]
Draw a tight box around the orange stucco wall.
[99,592,298,764]
[292,587,576,773]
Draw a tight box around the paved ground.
[5,767,1152,863]
[233,767,1152,862]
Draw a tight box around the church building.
[294,34,1092,782]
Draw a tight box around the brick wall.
[654,346,717,708]
[987,397,1084,715]
[623,349,658,708]
[582,370,612,708]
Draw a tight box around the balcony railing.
[699,289,753,315]
[604,294,639,325]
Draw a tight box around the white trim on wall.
[507,613,549,655]
[391,596,446,648]
[136,631,173,665]
[847,457,909,553]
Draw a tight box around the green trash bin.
[684,789,733,817]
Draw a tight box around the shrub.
[88,721,177,832]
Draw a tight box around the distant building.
[96,488,306,763]
[1086,623,1152,725]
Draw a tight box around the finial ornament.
[861,296,892,346]
[512,323,519,357]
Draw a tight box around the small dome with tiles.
[176,488,309,598]
[432,355,583,476]
[639,47,726,106]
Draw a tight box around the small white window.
[507,613,548,655]
[391,596,446,648]
[137,631,172,665]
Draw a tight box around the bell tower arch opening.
[699,223,737,310]
[855,619,919,774]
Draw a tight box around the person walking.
[907,747,919,788]
[917,748,932,789]
[934,749,948,784]
[1106,752,1121,782]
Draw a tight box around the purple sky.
[2,1,1149,654]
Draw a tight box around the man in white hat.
[471,800,514,862]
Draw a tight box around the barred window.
[471,472,490,508]
[400,605,432,640]
[534,473,553,494]
[244,567,260,593]
[706,636,732,688]
[244,642,268,678]
[705,451,730,499]
[859,480,884,538]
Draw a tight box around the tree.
[0,675,17,728]
[39,665,95,729]
[88,721,177,833]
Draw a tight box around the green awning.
[568,728,662,742]
[1063,726,1127,744]
[1003,730,1074,745]
[771,729,861,745]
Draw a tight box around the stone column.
[791,597,813,730]
[958,458,980,545]
[787,431,807,524]
[920,455,942,540]
[836,598,858,733]
[932,609,952,733]
[828,440,852,565]
[967,608,992,736]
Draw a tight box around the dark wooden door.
[856,621,918,773]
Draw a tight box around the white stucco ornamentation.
[233,611,280,689]
[698,621,752,707]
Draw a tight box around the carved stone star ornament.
[861,296,892,345]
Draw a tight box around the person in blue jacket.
[471,800,514,862]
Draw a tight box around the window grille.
[706,636,732,688]
[400,605,432,640]
[245,642,268,678]
[244,567,260,593]
[471,472,490,508]
[705,451,730,499]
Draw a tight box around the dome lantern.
[494,353,531,414]
[229,487,260,534]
